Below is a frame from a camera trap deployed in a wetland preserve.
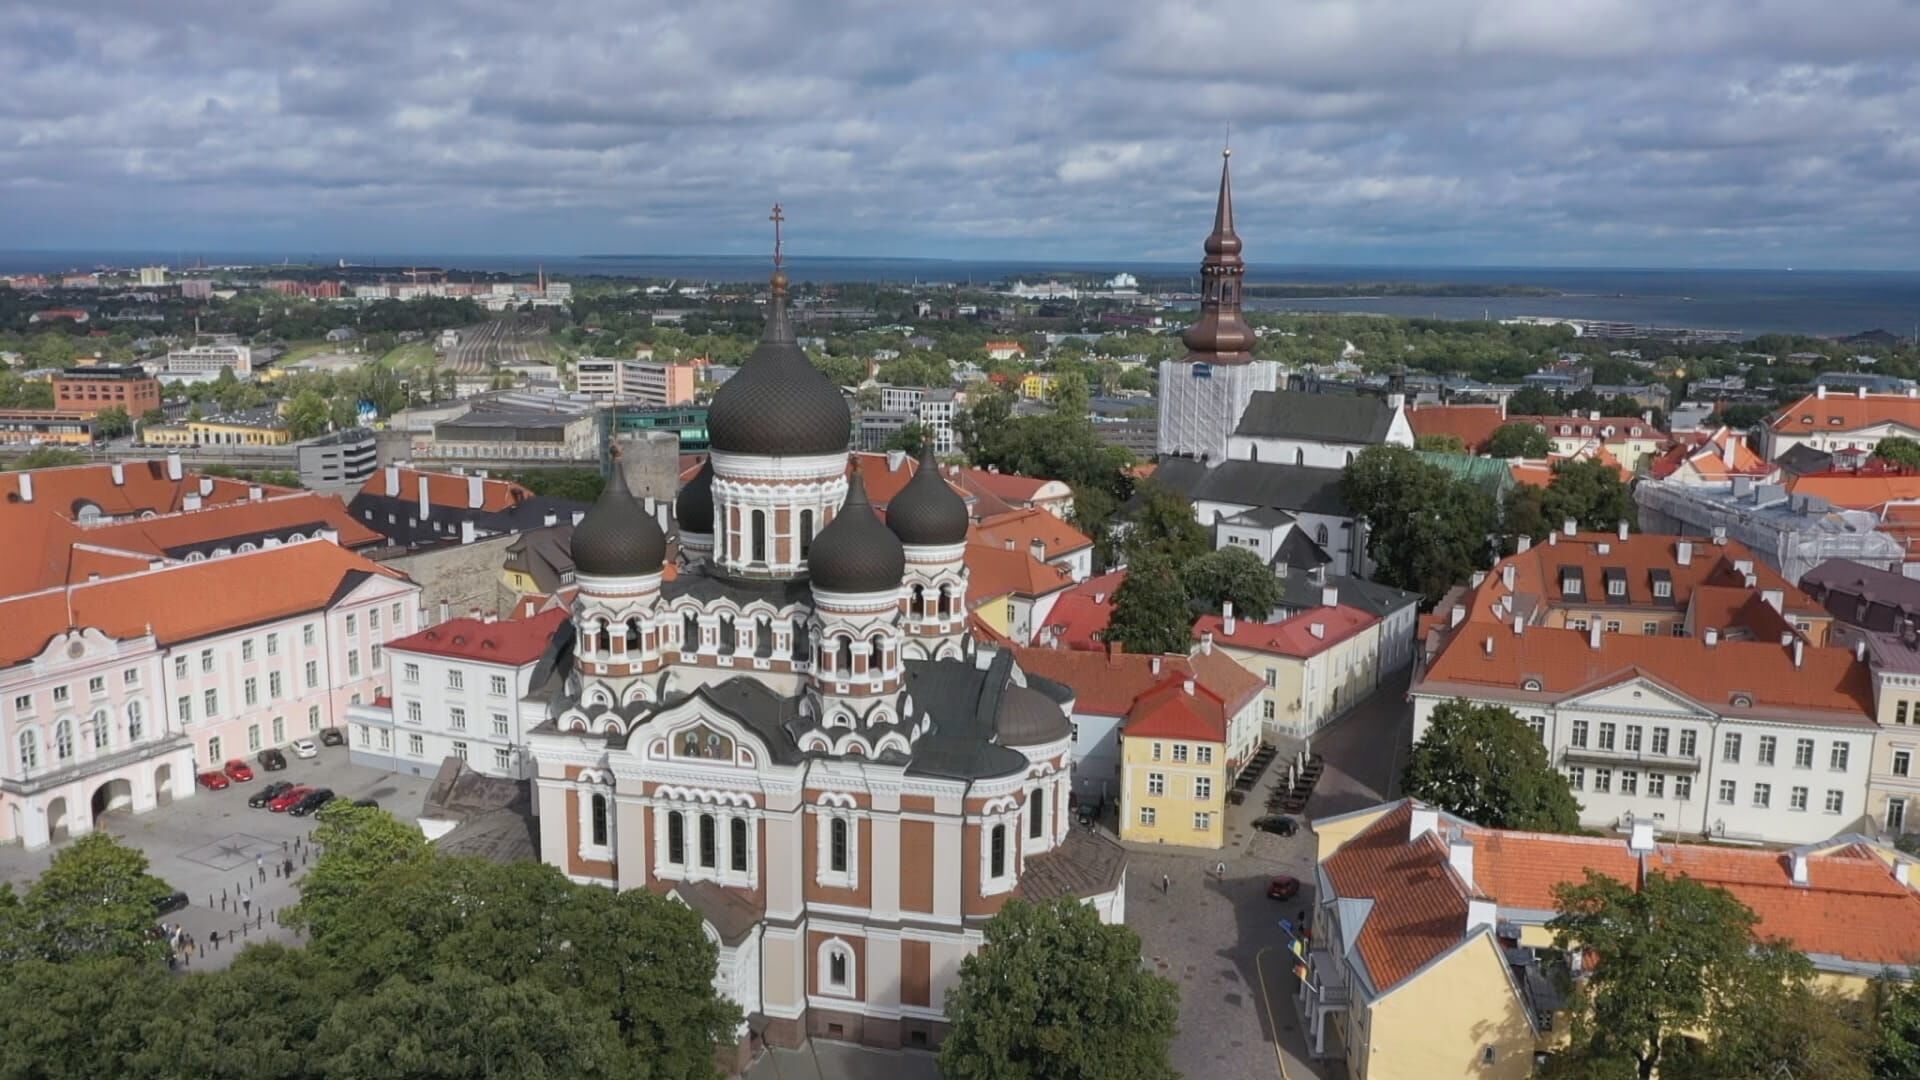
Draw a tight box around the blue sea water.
[3,249,1917,338]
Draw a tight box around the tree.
[139,407,168,427]
[1874,436,1920,470]
[285,803,433,939]
[1343,446,1497,604]
[6,447,86,471]
[1500,484,1549,547]
[1507,386,1559,416]
[507,468,602,503]
[1487,422,1552,458]
[0,833,175,965]
[0,958,168,1080]
[283,388,332,440]
[92,406,132,440]
[1122,481,1207,566]
[941,897,1178,1080]
[1540,458,1634,533]
[1871,977,1920,1078]
[1414,433,1465,453]
[884,420,926,456]
[1549,871,1806,1080]
[1181,547,1284,620]
[1101,554,1191,656]
[1402,700,1583,832]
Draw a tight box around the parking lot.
[0,747,435,971]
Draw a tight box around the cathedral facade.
[523,244,1126,1051]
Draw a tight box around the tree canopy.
[1342,445,1498,604]
[1402,700,1583,832]
[1122,481,1209,567]
[941,898,1179,1080]
[1180,546,1285,620]
[0,833,175,965]
[1539,458,1635,534]
[1487,422,1553,458]
[1873,436,1920,470]
[1101,554,1191,656]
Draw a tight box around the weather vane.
[770,203,785,270]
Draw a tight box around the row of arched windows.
[16,702,145,773]
[907,583,957,620]
[728,508,818,567]
[663,808,753,874]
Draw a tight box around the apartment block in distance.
[53,366,162,417]
[575,357,698,407]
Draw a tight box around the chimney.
[1200,631,1213,656]
[1762,588,1783,612]
[1858,386,1869,399]
[1588,621,1602,650]
[1705,627,1719,646]
[1467,897,1498,936]
[1224,601,1237,635]
[1856,638,1869,662]
[1512,615,1524,635]
[886,449,906,472]
[1003,538,1015,551]
[1618,520,1629,541]
[1150,656,1162,675]
[1501,564,1516,589]
[385,464,401,496]
[1450,604,1466,628]
[418,475,431,520]
[1562,518,1576,536]
[1029,539,1046,563]
[1790,852,1810,887]
[1628,818,1655,853]
[1548,531,1559,547]
[1722,432,1738,467]
[166,452,182,480]
[543,510,557,527]
[15,473,30,503]
[248,485,262,502]
[1448,835,1475,886]
[1181,677,1195,695]
[1483,635,1494,657]
[460,519,477,544]
[438,600,450,623]
[1516,535,1531,553]
[1309,622,1326,640]
[1792,638,1804,668]
[1712,525,1727,546]
[571,510,585,525]
[467,474,484,509]
[1409,806,1441,843]
[110,462,124,486]
[1322,584,1339,608]
[1676,540,1692,565]
[183,493,201,512]
[1816,385,1829,399]
[1898,862,1912,888]
[1642,410,1654,425]
[198,477,213,497]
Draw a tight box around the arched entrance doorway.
[91,779,133,823]
[46,797,69,842]
[153,764,174,806]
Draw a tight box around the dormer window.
[1830,417,1843,425]
[1608,578,1626,597]
[1653,580,1671,599]
[1522,678,1543,692]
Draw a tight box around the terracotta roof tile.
[389,607,567,665]
[1465,531,1817,617]
[78,492,383,552]
[1193,604,1377,658]
[1786,470,1920,511]
[971,508,1092,559]
[355,466,533,514]
[1650,428,1767,480]
[1123,677,1228,743]
[1768,391,1920,435]
[1406,404,1508,453]
[962,542,1073,602]
[1037,570,1125,649]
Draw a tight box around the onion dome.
[808,473,904,594]
[674,459,714,536]
[996,684,1071,747]
[886,444,969,547]
[569,457,665,577]
[706,260,851,457]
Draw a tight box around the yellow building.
[144,413,291,447]
[1118,677,1233,849]
[1196,600,1386,742]
[1018,373,1055,401]
[1302,799,1920,1077]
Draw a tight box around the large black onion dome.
[674,460,714,536]
[706,283,851,456]
[808,473,904,594]
[996,683,1071,747]
[886,445,969,547]
[569,459,665,577]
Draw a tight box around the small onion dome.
[996,684,1071,747]
[705,278,851,456]
[885,444,969,547]
[808,472,904,594]
[674,459,714,536]
[569,458,665,577]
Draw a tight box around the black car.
[318,726,346,747]
[352,797,379,809]
[1252,815,1299,837]
[248,781,293,809]
[153,891,190,915]
[288,788,335,817]
[257,748,287,772]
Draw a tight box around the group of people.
[160,923,197,969]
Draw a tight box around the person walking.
[242,892,251,916]
[1161,872,1170,894]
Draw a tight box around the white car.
[290,739,320,759]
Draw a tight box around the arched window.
[870,636,885,672]
[667,810,686,865]
[751,510,767,564]
[800,509,815,557]
[1345,450,1356,466]
[92,709,110,751]
[126,701,143,742]
[829,817,849,873]
[589,793,609,847]
[911,583,925,616]
[699,813,718,868]
[754,616,774,658]
[938,584,953,618]
[54,720,73,761]
[836,636,854,676]
[791,618,810,662]
[1029,789,1046,839]
[682,612,699,651]
[731,817,749,872]
[717,615,737,655]
[830,950,849,989]
[594,620,611,655]
[18,729,38,771]
[1294,448,1305,466]
[625,618,641,652]
[990,824,1007,878]
[1315,524,1330,546]
[1250,444,1259,462]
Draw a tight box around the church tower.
[801,473,908,751]
[567,454,669,713]
[886,445,970,661]
[1156,149,1283,464]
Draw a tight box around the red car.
[196,770,230,791]
[268,785,314,813]
[1267,874,1302,901]
[223,759,255,783]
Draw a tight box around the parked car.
[153,891,191,915]
[289,788,335,817]
[248,781,294,809]
[352,798,379,809]
[1267,875,1302,901]
[268,785,314,812]
[289,739,319,759]
[196,770,230,791]
[223,759,254,783]
[257,748,287,772]
[1252,815,1299,837]
[319,727,346,747]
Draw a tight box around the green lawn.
[379,341,441,370]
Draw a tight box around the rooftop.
[1194,603,1378,658]
[388,608,568,666]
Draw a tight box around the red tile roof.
[1467,531,1817,617]
[1124,677,1228,743]
[1011,643,1261,721]
[388,607,567,665]
[1785,470,1920,511]
[79,492,383,552]
[356,467,533,514]
[963,542,1073,602]
[1193,604,1378,658]
[1406,404,1508,453]
[1767,391,1920,435]
[0,540,408,667]
[0,460,270,521]
[1649,427,1767,480]
[971,508,1092,560]
[1037,571,1125,649]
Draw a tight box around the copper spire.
[1181,148,1255,362]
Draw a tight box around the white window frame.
[816,809,860,891]
[817,937,857,999]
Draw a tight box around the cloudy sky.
[5,0,1920,268]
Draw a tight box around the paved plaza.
[0,746,435,971]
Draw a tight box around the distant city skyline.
[6,2,1920,270]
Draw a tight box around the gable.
[1561,674,1715,718]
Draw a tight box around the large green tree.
[1873,977,1920,1078]
[1874,436,1920,470]
[1402,700,1583,832]
[92,405,132,440]
[1122,481,1208,566]
[285,802,434,939]
[941,897,1178,1080]
[0,832,175,965]
[1180,546,1284,620]
[1342,445,1497,604]
[283,388,332,440]
[1540,458,1635,533]
[1487,422,1553,458]
[1101,554,1191,656]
